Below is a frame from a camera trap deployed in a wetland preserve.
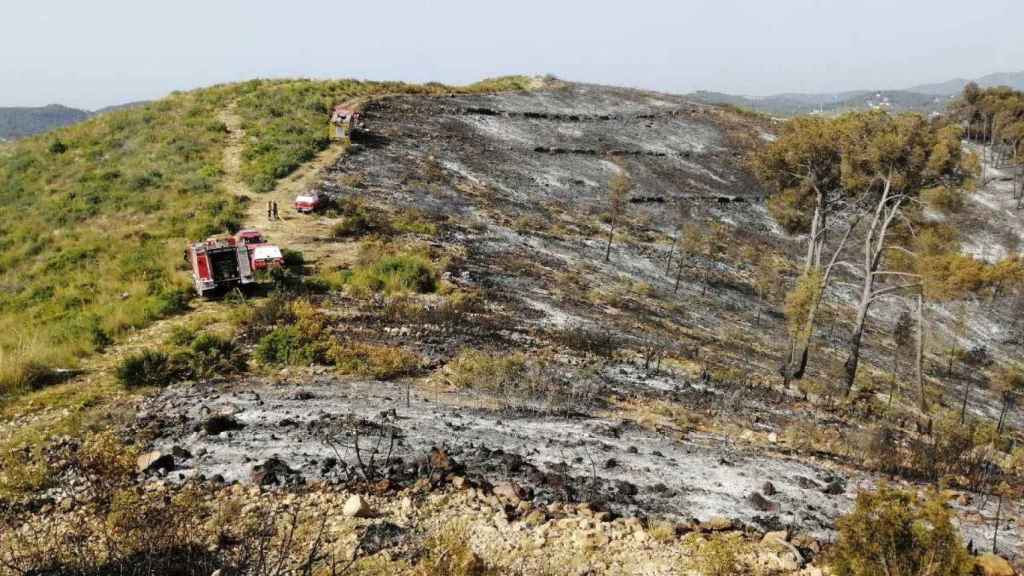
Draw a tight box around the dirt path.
[219,104,350,271]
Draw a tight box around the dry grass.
[328,341,420,380]
[612,398,706,435]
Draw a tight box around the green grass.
[0,87,240,396]
[347,252,439,297]
[0,76,534,399]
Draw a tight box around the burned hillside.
[131,82,1023,559]
[8,79,1024,575]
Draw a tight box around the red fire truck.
[186,236,254,297]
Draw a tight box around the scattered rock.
[762,481,777,496]
[202,414,244,435]
[250,457,300,486]
[821,477,846,495]
[758,539,804,572]
[137,451,174,474]
[343,495,375,518]
[171,446,192,460]
[791,533,821,556]
[767,432,778,444]
[795,476,821,490]
[493,482,528,504]
[748,491,778,512]
[358,521,403,553]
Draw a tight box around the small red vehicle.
[185,236,254,297]
[234,229,284,270]
[294,191,325,214]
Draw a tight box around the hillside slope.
[0,77,534,395]
[3,80,1024,574]
[136,83,1020,554]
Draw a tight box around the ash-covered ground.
[143,376,855,539]
[140,82,1023,555]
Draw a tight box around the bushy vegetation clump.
[253,298,328,366]
[342,243,440,298]
[116,331,245,388]
[116,350,177,389]
[830,484,973,576]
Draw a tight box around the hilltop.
[1,77,1023,575]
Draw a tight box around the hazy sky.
[4,0,1024,109]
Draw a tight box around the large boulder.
[976,554,1015,576]
[343,494,375,518]
[250,457,301,486]
[493,482,529,505]
[202,414,244,435]
[758,536,805,572]
[748,491,778,512]
[136,451,174,473]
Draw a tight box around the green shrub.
[167,324,200,347]
[391,210,438,236]
[830,484,973,576]
[186,333,244,380]
[907,411,997,483]
[116,350,178,388]
[922,186,966,214]
[331,202,385,238]
[281,248,304,269]
[254,326,322,366]
[347,252,437,297]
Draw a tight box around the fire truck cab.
[234,229,284,270]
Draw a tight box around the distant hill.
[689,89,951,117]
[910,71,1024,95]
[691,70,1023,117]
[0,101,151,140]
[0,104,90,140]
